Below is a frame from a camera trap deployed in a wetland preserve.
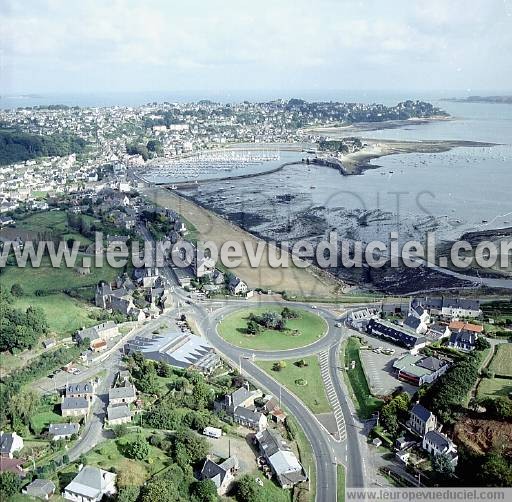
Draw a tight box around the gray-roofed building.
[408,404,437,436]
[393,354,450,386]
[63,465,117,501]
[215,383,261,415]
[108,383,137,405]
[23,479,56,500]
[106,404,132,426]
[200,456,239,495]
[449,330,477,351]
[0,431,23,459]
[124,329,220,374]
[48,423,80,441]
[61,397,90,418]
[233,406,267,431]
[256,429,306,489]
[427,323,451,340]
[76,322,119,345]
[403,315,428,335]
[422,430,458,466]
[66,381,95,401]
[367,318,427,352]
[410,297,481,318]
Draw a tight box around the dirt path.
[142,186,343,297]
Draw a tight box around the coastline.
[339,138,498,174]
[141,185,346,297]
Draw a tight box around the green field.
[13,293,103,335]
[16,210,96,245]
[477,377,512,399]
[342,337,383,419]
[1,254,119,295]
[489,344,512,377]
[256,356,331,414]
[217,307,326,350]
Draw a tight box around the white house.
[48,423,80,441]
[228,276,248,295]
[407,404,437,437]
[63,466,116,502]
[422,430,458,466]
[0,431,24,459]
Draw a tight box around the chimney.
[243,381,250,391]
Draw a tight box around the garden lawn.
[342,337,383,419]
[218,307,326,350]
[30,409,66,434]
[86,431,169,476]
[256,356,331,414]
[488,344,512,377]
[477,377,512,399]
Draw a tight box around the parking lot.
[353,330,417,396]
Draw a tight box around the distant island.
[443,95,512,104]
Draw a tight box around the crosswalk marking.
[318,351,346,441]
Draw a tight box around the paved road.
[140,220,372,499]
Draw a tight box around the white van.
[203,427,222,439]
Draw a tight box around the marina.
[138,148,290,184]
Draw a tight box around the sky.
[1,0,511,95]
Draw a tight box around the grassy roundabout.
[217,306,327,350]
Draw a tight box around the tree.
[380,392,410,437]
[475,337,491,351]
[272,360,287,372]
[147,139,163,155]
[117,486,141,502]
[246,320,260,335]
[192,380,211,409]
[157,361,174,378]
[113,423,129,438]
[10,283,23,297]
[295,359,308,368]
[140,476,179,502]
[125,435,150,461]
[482,396,512,420]
[282,307,298,319]
[478,451,512,487]
[432,453,455,477]
[235,475,265,502]
[9,388,39,426]
[0,471,21,498]
[190,479,218,502]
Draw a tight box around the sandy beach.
[142,185,345,297]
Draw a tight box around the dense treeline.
[0,287,49,352]
[0,129,86,165]
[421,353,480,423]
[0,343,84,429]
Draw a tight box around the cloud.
[1,0,511,93]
